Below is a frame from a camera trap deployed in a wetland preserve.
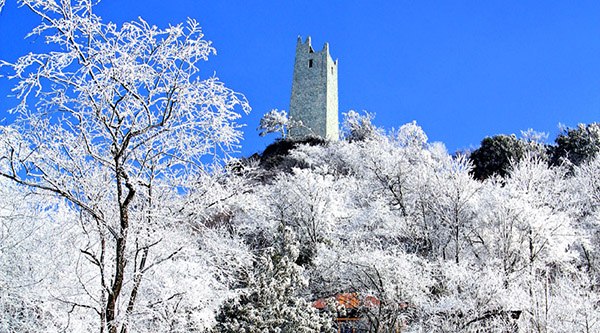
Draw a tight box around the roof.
[312,293,381,310]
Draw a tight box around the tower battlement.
[289,36,339,140]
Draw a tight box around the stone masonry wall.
[289,36,339,140]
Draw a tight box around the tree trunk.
[106,162,135,333]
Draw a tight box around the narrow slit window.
[331,67,333,74]
[308,59,313,68]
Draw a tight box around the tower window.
[308,59,313,68]
[331,67,333,74]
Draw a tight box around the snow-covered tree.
[431,154,482,264]
[0,180,82,332]
[268,168,341,265]
[257,109,305,139]
[340,110,381,142]
[550,123,600,167]
[214,224,335,332]
[0,0,249,331]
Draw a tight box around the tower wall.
[289,36,339,140]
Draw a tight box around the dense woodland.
[1,1,599,332]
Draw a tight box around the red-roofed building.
[312,293,401,333]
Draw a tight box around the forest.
[1,1,599,332]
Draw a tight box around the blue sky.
[1,1,599,156]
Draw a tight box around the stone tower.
[289,36,339,140]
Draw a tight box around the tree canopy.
[550,123,600,167]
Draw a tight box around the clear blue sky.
[1,1,599,156]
